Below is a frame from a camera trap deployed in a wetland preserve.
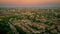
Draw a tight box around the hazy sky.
[0,0,60,7]
[0,0,60,4]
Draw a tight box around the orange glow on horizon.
[0,0,60,5]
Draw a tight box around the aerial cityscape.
[0,0,60,34]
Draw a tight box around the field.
[0,8,60,34]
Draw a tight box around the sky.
[0,0,60,7]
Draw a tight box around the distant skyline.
[0,0,60,7]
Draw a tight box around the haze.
[0,0,60,4]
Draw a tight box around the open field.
[0,8,60,34]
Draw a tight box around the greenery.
[0,8,60,34]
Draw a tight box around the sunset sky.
[0,0,60,7]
